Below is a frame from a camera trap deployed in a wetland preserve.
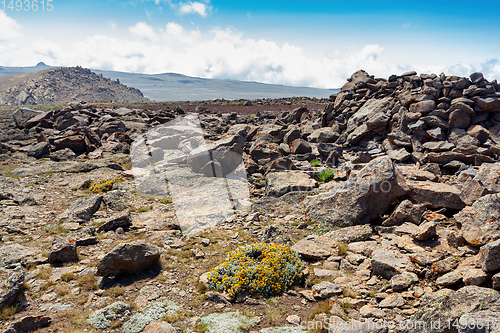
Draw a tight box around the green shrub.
[317,169,335,182]
[208,243,304,297]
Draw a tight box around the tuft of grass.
[309,159,321,167]
[77,274,98,291]
[35,266,52,281]
[309,299,331,320]
[197,283,208,294]
[159,197,173,204]
[56,284,71,296]
[317,169,335,183]
[0,305,21,320]
[60,272,76,282]
[102,286,125,298]
[138,206,151,213]
[337,242,348,257]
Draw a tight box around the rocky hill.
[0,69,500,332]
[0,66,147,106]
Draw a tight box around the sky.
[1,0,500,89]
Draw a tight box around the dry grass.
[77,274,98,291]
[102,286,125,298]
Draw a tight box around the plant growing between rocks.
[208,243,305,297]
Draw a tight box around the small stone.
[379,293,405,308]
[311,281,344,298]
[413,221,437,241]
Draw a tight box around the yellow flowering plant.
[208,243,304,297]
[88,177,125,193]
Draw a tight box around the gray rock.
[189,125,247,177]
[50,148,76,161]
[390,272,419,292]
[291,235,338,260]
[410,251,444,266]
[97,210,132,232]
[308,128,339,143]
[2,315,51,333]
[97,240,161,277]
[462,269,490,286]
[379,293,405,308]
[432,256,459,274]
[13,108,44,128]
[401,286,500,333]
[458,311,500,333]
[48,238,78,264]
[305,156,408,227]
[413,221,437,241]
[311,281,344,298]
[265,171,317,197]
[206,291,231,305]
[359,305,386,319]
[27,142,50,159]
[383,199,426,226]
[323,225,373,243]
[407,180,465,210]
[475,96,500,112]
[249,141,281,161]
[198,311,256,333]
[480,239,500,272]
[492,272,500,290]
[423,141,455,152]
[409,100,436,114]
[87,301,132,330]
[0,266,24,311]
[455,194,500,247]
[289,139,312,155]
[371,249,411,279]
[436,268,464,287]
[54,135,87,154]
[388,148,411,162]
[449,110,471,128]
[61,195,103,223]
[474,162,500,193]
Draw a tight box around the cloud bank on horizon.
[1,0,500,89]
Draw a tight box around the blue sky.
[1,0,500,88]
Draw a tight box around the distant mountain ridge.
[0,63,338,103]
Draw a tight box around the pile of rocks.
[0,66,146,106]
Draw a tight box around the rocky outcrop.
[0,66,146,106]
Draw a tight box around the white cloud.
[2,20,500,89]
[129,22,158,41]
[0,10,22,41]
[178,1,209,17]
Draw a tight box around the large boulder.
[97,240,161,277]
[265,171,317,197]
[0,266,24,311]
[407,180,465,210]
[188,125,247,176]
[304,156,408,227]
[454,193,500,247]
[13,108,44,128]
